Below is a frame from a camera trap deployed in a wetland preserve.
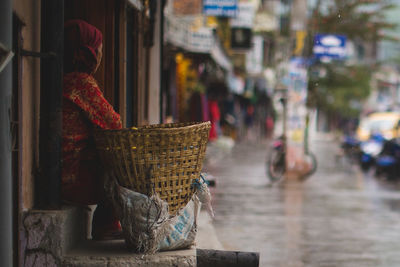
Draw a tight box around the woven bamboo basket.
[94,121,211,215]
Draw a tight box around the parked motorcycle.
[267,137,286,182]
[359,133,385,171]
[266,136,317,183]
[375,138,400,180]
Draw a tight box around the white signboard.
[188,27,214,53]
[165,16,214,53]
[164,14,232,70]
[253,11,278,32]
[164,16,187,48]
[230,2,256,28]
[246,35,264,74]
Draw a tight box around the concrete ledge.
[61,209,221,266]
[63,240,196,267]
[21,206,220,266]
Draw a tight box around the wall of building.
[147,2,161,124]
[378,0,400,62]
[13,0,41,210]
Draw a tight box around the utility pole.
[289,0,312,154]
[303,0,322,154]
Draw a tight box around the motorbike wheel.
[267,149,285,182]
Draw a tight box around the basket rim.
[95,121,211,133]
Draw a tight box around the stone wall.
[21,207,85,267]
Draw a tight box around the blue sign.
[203,0,238,17]
[313,34,347,60]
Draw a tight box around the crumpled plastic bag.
[158,197,200,251]
[193,173,214,218]
[106,177,170,253]
[105,174,202,253]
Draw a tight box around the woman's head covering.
[64,19,103,74]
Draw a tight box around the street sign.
[203,0,238,17]
[313,34,347,60]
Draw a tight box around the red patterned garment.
[62,72,122,205]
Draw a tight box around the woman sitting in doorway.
[62,19,121,240]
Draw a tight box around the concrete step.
[22,206,197,266]
[63,240,196,267]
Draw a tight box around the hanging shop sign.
[165,15,232,71]
[253,11,278,32]
[231,28,252,50]
[203,0,238,17]
[164,16,187,48]
[230,2,256,28]
[188,27,214,53]
[313,34,347,60]
[165,16,214,53]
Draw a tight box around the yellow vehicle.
[356,112,400,141]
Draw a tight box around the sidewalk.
[196,210,225,250]
[194,138,235,251]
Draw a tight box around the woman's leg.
[91,199,122,240]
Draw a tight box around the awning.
[211,40,232,72]
[164,15,213,53]
[165,14,232,71]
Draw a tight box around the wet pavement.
[203,136,400,267]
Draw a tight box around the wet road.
[203,137,400,267]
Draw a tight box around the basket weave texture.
[94,121,211,215]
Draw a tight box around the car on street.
[356,112,400,142]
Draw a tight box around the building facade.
[1,0,164,266]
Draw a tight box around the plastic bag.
[106,176,200,253]
[107,178,170,253]
[193,173,214,218]
[158,197,200,251]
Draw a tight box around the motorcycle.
[359,133,385,171]
[375,139,400,180]
[267,137,286,182]
[267,136,317,183]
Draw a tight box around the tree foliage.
[313,0,396,41]
[308,64,372,118]
[307,0,397,119]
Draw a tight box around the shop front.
[3,0,165,265]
